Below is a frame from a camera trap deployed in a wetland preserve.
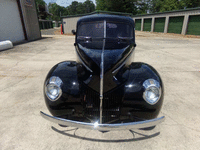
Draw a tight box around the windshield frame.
[77,21,134,39]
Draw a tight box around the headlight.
[45,76,63,101]
[143,79,161,105]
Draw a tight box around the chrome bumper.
[40,111,165,131]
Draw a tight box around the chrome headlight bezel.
[143,79,161,105]
[45,76,63,101]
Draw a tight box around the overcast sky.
[44,0,96,7]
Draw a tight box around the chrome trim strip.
[104,20,106,39]
[99,20,106,124]
[40,111,165,131]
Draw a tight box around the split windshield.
[77,22,133,38]
[77,22,133,49]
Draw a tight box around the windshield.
[77,22,104,38]
[106,23,133,38]
[77,21,133,49]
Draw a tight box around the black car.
[40,14,165,131]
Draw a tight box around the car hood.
[76,43,135,92]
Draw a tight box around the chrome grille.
[84,86,123,123]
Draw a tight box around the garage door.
[135,19,141,31]
[143,18,152,32]
[168,16,184,34]
[187,15,200,35]
[0,0,25,43]
[154,17,165,33]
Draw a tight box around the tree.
[148,0,199,13]
[35,0,46,15]
[68,1,79,15]
[35,0,49,19]
[159,0,184,12]
[48,3,68,21]
[96,0,107,10]
[136,0,151,14]
[96,0,138,15]
[181,0,200,9]
[148,0,164,13]
[35,0,46,6]
[68,0,95,15]
[76,3,85,14]
[83,0,95,13]
[96,0,200,15]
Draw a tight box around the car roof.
[77,14,135,27]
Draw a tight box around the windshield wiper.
[77,36,92,42]
[77,36,133,42]
[117,37,133,43]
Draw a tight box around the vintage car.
[40,14,165,131]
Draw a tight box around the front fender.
[44,61,87,117]
[123,62,164,119]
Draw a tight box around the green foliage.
[42,0,199,21]
[35,0,46,6]
[96,0,200,15]
[35,0,47,19]
[149,0,164,13]
[96,0,138,15]
[37,0,95,20]
[181,0,200,8]
[84,0,95,13]
[159,0,184,12]
[96,0,107,10]
[48,3,68,21]
[68,1,79,15]
[137,0,150,14]
[35,0,46,14]
[148,0,199,13]
[67,0,95,15]
[47,0,95,19]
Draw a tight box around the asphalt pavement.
[0,31,200,150]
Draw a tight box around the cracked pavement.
[0,32,200,150]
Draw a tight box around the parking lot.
[0,31,200,150]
